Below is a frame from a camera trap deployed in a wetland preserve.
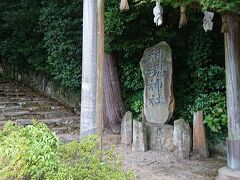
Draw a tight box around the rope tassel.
[221,14,228,33]
[179,5,187,28]
[120,0,129,12]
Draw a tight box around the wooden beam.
[225,14,240,140]
[96,0,105,148]
[224,14,240,169]
[80,0,98,138]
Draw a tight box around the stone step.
[21,101,50,106]
[58,134,79,143]
[15,116,79,126]
[0,78,79,138]
[41,111,67,118]
[0,105,22,111]
[9,97,41,101]
[0,97,11,101]
[0,102,20,106]
[4,93,37,97]
[52,127,69,134]
[3,111,30,117]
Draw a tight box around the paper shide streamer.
[120,0,129,12]
[203,11,214,32]
[153,0,163,26]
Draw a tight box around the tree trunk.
[80,0,97,137]
[103,54,125,133]
[225,14,240,169]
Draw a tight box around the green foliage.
[0,0,47,71]
[0,121,59,179]
[39,0,82,89]
[105,0,181,116]
[0,0,82,90]
[0,122,134,180]
[106,1,227,143]
[189,92,227,133]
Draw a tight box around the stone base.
[147,123,174,152]
[217,167,240,180]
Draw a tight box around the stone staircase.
[0,77,80,142]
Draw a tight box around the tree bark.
[103,54,125,133]
[80,0,97,138]
[224,14,240,140]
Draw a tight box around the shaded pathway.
[0,77,79,142]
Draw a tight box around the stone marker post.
[173,119,191,159]
[132,120,147,152]
[193,111,209,158]
[121,111,133,145]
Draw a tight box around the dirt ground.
[103,135,227,180]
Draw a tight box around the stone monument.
[140,42,175,151]
[140,41,174,126]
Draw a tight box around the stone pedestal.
[148,124,174,152]
[217,167,240,180]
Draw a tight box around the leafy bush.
[39,0,82,90]
[0,121,59,179]
[189,92,227,133]
[0,121,134,180]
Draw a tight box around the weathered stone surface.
[132,120,147,152]
[140,42,175,126]
[217,167,240,180]
[58,134,79,144]
[148,124,174,152]
[173,119,191,159]
[193,111,209,158]
[121,111,133,145]
[3,111,30,117]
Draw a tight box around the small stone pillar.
[132,120,147,152]
[193,111,209,158]
[173,119,191,159]
[121,111,133,145]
